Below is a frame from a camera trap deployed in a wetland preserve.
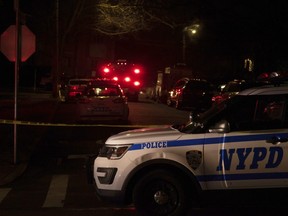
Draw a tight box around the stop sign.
[0,25,36,62]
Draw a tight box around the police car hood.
[105,125,182,145]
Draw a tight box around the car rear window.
[86,86,121,96]
[69,80,90,85]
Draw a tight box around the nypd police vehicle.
[92,82,288,216]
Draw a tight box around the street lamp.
[182,24,200,64]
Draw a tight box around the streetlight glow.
[191,29,197,34]
[182,23,200,64]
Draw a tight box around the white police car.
[92,83,288,216]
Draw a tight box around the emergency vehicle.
[99,59,143,101]
[91,81,288,216]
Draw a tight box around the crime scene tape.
[0,119,168,128]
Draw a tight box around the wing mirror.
[209,120,230,133]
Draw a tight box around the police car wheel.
[133,169,189,216]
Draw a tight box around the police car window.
[253,95,287,129]
[183,94,288,133]
[205,95,256,132]
[225,95,287,131]
[182,100,228,133]
[201,95,256,132]
[228,96,256,131]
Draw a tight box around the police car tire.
[133,169,190,216]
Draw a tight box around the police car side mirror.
[208,120,230,133]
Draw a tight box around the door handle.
[266,136,288,145]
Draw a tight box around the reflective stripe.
[197,172,288,182]
[129,132,288,151]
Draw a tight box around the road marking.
[42,175,68,208]
[0,188,11,203]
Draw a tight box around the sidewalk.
[0,90,58,186]
[0,162,28,186]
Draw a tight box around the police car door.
[204,94,288,190]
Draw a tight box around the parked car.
[212,79,269,104]
[64,78,93,102]
[77,79,129,122]
[166,78,215,111]
[212,79,246,104]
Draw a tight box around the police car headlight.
[98,145,131,160]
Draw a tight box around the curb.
[0,163,28,186]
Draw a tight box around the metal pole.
[34,68,37,92]
[56,0,60,97]
[14,0,21,164]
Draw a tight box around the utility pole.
[13,0,21,164]
[56,0,60,97]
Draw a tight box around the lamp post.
[182,24,200,64]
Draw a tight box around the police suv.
[92,82,288,216]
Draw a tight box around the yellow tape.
[0,119,165,128]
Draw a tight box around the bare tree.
[81,0,198,36]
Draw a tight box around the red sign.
[0,25,36,62]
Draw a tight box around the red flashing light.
[134,81,140,86]
[103,67,110,73]
[124,77,131,82]
[134,68,140,74]
[113,77,118,81]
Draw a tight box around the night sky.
[1,0,288,88]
